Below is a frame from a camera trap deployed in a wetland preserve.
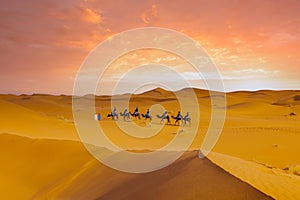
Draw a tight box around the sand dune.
[0,98,78,140]
[209,152,300,200]
[0,133,272,200]
[0,133,90,199]
[273,94,300,106]
[0,88,300,199]
[41,152,272,200]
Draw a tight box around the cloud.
[140,4,158,24]
[181,72,203,80]
[232,68,279,75]
[79,3,103,24]
[267,32,298,46]
[223,68,280,80]
[0,0,300,94]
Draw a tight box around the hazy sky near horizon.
[1,0,300,94]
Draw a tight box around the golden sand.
[0,89,299,199]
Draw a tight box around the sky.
[0,0,300,94]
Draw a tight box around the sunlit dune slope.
[0,98,78,140]
[0,133,272,200]
[0,133,90,199]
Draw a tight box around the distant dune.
[0,88,300,199]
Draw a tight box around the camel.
[171,111,183,126]
[107,107,118,120]
[129,107,141,119]
[182,112,191,126]
[119,108,130,121]
[141,109,152,121]
[156,111,171,124]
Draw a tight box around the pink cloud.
[0,0,300,94]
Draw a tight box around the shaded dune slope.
[32,147,273,199]
[0,134,273,200]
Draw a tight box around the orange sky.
[0,0,300,94]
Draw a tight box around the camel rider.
[112,107,117,115]
[162,111,168,118]
[175,111,183,120]
[184,112,190,120]
[133,107,139,115]
[122,108,129,120]
[173,111,183,125]
[182,111,191,126]
[112,107,118,119]
[144,109,152,121]
[145,109,151,118]
[161,111,170,123]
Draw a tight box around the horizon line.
[1,86,300,96]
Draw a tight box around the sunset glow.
[1,0,300,94]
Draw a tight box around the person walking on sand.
[94,113,101,121]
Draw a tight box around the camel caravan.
[104,107,191,126]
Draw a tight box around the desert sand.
[0,88,300,199]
